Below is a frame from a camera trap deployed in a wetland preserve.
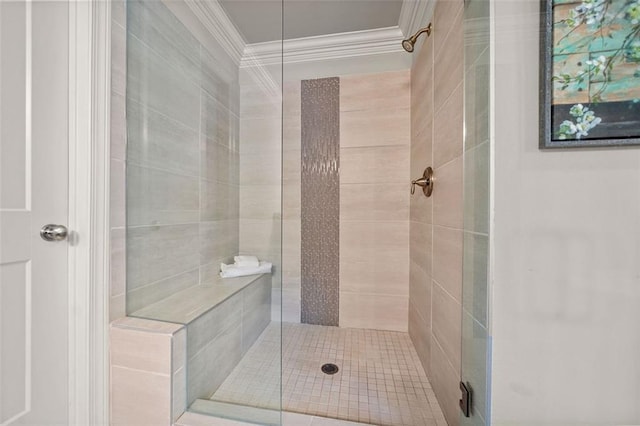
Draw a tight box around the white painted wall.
[492,1,640,423]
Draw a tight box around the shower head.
[402,39,415,52]
[401,23,432,52]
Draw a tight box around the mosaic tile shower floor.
[210,323,447,426]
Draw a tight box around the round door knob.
[40,224,68,242]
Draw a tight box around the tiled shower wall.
[409,0,465,424]
[240,70,410,330]
[238,78,284,317]
[339,71,410,332]
[125,0,241,316]
[109,0,242,320]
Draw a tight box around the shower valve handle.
[411,167,434,197]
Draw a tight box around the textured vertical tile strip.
[301,77,340,326]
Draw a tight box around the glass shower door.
[461,0,491,424]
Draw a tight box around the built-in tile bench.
[110,273,272,425]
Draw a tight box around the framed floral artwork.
[540,0,640,148]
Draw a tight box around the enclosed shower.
[111,0,491,425]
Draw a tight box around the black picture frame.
[540,0,640,149]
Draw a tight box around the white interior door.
[0,1,70,424]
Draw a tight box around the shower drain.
[321,363,339,375]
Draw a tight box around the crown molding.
[399,0,434,38]
[240,26,405,68]
[185,0,421,69]
[183,0,246,65]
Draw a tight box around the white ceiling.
[218,0,404,44]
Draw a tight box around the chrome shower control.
[40,224,68,242]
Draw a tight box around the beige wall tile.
[408,299,431,375]
[127,224,200,290]
[239,116,281,155]
[433,0,464,60]
[187,324,242,403]
[433,156,463,229]
[110,228,126,298]
[200,180,240,221]
[110,327,173,375]
[283,117,302,152]
[434,4,464,109]
[282,288,301,323]
[173,366,187,422]
[239,219,282,255]
[340,146,409,184]
[410,190,433,225]
[127,270,199,314]
[339,221,409,294]
[240,151,281,185]
[282,219,301,286]
[187,296,242,357]
[340,70,410,112]
[110,159,125,229]
[432,226,463,301]
[432,282,462,375]
[199,220,239,266]
[340,221,408,261]
[239,185,281,220]
[429,338,461,426]
[240,84,281,119]
[111,366,171,426]
[411,36,433,101]
[241,279,272,354]
[112,316,184,334]
[283,149,301,185]
[201,96,237,152]
[410,125,433,226]
[110,91,126,161]
[433,82,463,168]
[200,138,239,185]
[411,37,434,141]
[283,80,301,117]
[341,108,410,148]
[172,325,188,421]
[339,292,408,332]
[127,165,200,226]
[173,327,187,373]
[411,89,433,146]
[283,184,301,220]
[111,23,126,97]
[411,120,433,180]
[410,221,432,278]
[110,294,126,322]
[340,261,409,297]
[112,1,125,29]
[340,184,409,222]
[409,259,431,324]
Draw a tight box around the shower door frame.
[66,1,111,424]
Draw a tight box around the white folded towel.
[233,255,260,268]
[220,261,272,278]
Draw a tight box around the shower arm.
[411,25,432,43]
